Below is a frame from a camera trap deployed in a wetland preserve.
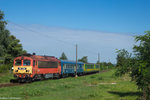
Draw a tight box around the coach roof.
[60,60,84,64]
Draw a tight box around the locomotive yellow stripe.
[13,66,32,74]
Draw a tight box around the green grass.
[0,70,141,100]
[0,72,14,83]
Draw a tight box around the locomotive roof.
[15,55,59,62]
[31,55,58,60]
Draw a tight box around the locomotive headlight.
[26,70,30,72]
[15,70,18,72]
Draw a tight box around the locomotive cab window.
[15,60,21,66]
[23,60,30,66]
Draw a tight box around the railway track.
[0,83,23,88]
[0,79,26,88]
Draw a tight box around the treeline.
[0,10,26,72]
[99,62,114,70]
[115,31,150,100]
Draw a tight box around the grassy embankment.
[0,70,141,100]
[0,72,13,83]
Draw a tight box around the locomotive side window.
[50,62,58,68]
[38,61,58,68]
[15,60,21,66]
[23,60,30,66]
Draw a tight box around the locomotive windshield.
[15,60,21,66]
[23,60,31,66]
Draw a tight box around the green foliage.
[78,56,88,63]
[0,11,9,57]
[5,35,26,64]
[115,49,134,76]
[59,52,68,60]
[115,31,150,99]
[0,64,9,73]
[132,31,150,99]
[0,57,4,65]
[98,62,114,70]
[0,10,26,66]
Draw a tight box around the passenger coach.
[60,60,84,77]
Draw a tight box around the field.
[0,70,141,100]
[0,72,14,83]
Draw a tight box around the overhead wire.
[8,21,99,57]
[8,21,74,46]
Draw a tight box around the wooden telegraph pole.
[75,44,78,77]
[98,53,100,63]
[98,53,100,73]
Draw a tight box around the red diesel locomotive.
[13,54,61,82]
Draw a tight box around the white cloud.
[6,23,135,63]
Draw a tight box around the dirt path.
[0,83,23,88]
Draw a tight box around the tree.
[59,52,68,60]
[5,35,26,64]
[115,49,134,76]
[96,60,100,64]
[0,10,9,57]
[78,56,88,63]
[0,10,26,65]
[132,31,150,99]
[115,31,150,99]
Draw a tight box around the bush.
[0,64,10,73]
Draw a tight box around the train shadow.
[79,70,109,76]
[10,79,19,83]
[108,91,142,97]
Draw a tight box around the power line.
[8,21,100,60]
[8,21,74,46]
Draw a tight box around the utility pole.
[75,44,78,77]
[98,53,100,73]
[98,53,100,63]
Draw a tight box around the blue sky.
[0,0,150,63]
[1,0,150,33]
